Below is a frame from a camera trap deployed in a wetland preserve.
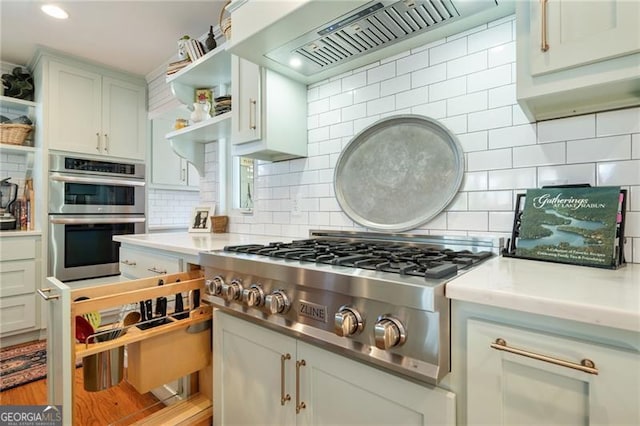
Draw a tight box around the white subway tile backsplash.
[329,92,353,110]
[457,131,488,152]
[329,122,353,139]
[396,87,428,109]
[468,106,512,132]
[598,160,640,186]
[381,74,411,97]
[489,211,516,232]
[217,15,639,264]
[447,51,487,79]
[489,168,536,190]
[318,110,341,127]
[411,100,447,119]
[429,76,466,101]
[567,135,631,163]
[468,190,513,211]
[342,72,367,91]
[467,64,511,93]
[467,148,512,171]
[537,114,596,143]
[411,63,447,88]
[488,42,516,68]
[447,211,488,231]
[342,103,367,122]
[489,123,536,149]
[625,212,639,237]
[596,107,640,137]
[488,84,516,108]
[367,62,396,84]
[353,84,380,104]
[367,95,396,115]
[448,91,487,116]
[430,37,467,65]
[538,164,596,187]
[397,49,430,75]
[469,21,513,52]
[513,142,565,167]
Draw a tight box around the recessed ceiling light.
[41,4,69,19]
[289,57,302,69]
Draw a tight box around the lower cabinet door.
[214,312,297,426]
[297,341,456,426]
[0,294,37,335]
[467,319,640,425]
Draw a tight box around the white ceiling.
[0,0,228,78]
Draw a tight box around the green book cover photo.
[516,186,621,267]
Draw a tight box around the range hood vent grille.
[267,0,499,76]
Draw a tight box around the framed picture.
[189,206,212,233]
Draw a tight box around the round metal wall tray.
[334,115,464,232]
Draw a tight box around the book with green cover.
[515,186,621,267]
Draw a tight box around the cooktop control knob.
[222,279,243,302]
[205,276,224,296]
[334,306,364,337]
[264,290,290,315]
[242,284,265,307]
[374,316,406,350]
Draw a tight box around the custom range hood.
[227,0,514,84]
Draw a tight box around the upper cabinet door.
[529,0,640,76]
[48,61,102,155]
[102,76,146,160]
[231,55,261,145]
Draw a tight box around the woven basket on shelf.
[211,216,228,233]
[219,0,231,40]
[0,123,33,146]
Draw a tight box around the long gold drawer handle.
[147,267,167,274]
[491,338,598,375]
[540,0,549,52]
[37,288,60,301]
[249,98,257,130]
[280,353,291,405]
[296,359,306,413]
[121,260,136,266]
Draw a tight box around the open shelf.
[165,112,231,144]
[166,43,231,87]
[0,95,37,111]
[0,143,37,154]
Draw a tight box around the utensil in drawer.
[75,315,95,343]
[174,292,188,320]
[139,300,146,322]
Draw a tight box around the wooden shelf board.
[132,393,212,426]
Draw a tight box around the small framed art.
[189,206,212,233]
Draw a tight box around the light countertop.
[446,256,640,332]
[114,232,639,333]
[114,232,291,257]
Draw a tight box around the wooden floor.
[0,367,166,425]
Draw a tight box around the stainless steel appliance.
[0,177,18,230]
[200,230,502,384]
[48,154,146,282]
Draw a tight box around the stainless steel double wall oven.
[48,154,146,282]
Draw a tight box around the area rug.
[0,340,48,391]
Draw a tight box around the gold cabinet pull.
[491,338,598,375]
[147,267,167,275]
[280,353,291,405]
[121,260,136,266]
[37,288,60,301]
[96,132,101,151]
[249,98,257,130]
[540,0,549,52]
[295,359,306,413]
[103,133,109,152]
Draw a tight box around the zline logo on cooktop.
[298,300,328,323]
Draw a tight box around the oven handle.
[50,174,146,187]
[49,216,146,225]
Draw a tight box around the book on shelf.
[166,58,191,75]
[515,186,622,267]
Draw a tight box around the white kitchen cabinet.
[46,59,146,160]
[231,56,307,161]
[516,0,640,121]
[466,318,640,425]
[119,246,183,279]
[151,117,199,189]
[0,235,41,340]
[214,311,456,426]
